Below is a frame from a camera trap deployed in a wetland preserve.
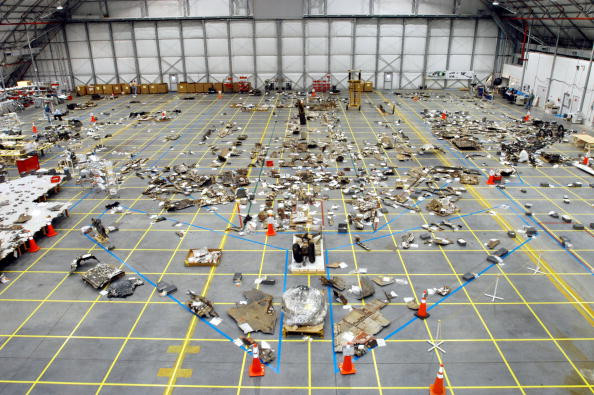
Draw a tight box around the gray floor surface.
[0,89,591,394]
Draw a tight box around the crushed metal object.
[107,277,144,298]
[81,263,124,289]
[227,289,277,334]
[282,285,327,327]
[70,254,99,273]
[186,290,218,317]
[334,299,390,353]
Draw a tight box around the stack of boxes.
[76,83,168,95]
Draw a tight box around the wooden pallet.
[283,323,324,337]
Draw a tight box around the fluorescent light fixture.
[56,5,63,9]
[492,1,499,4]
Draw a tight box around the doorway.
[383,72,393,90]
[169,74,178,91]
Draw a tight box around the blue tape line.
[324,249,340,374]
[84,234,254,355]
[381,237,533,342]
[271,249,290,374]
[69,190,94,210]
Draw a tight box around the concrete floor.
[0,89,592,395]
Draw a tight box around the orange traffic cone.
[415,290,430,319]
[46,223,58,237]
[28,237,40,253]
[248,345,265,377]
[486,175,495,185]
[523,112,531,122]
[339,346,356,375]
[217,90,223,99]
[90,113,97,123]
[429,364,446,395]
[440,112,447,120]
[582,156,589,165]
[266,222,276,237]
[32,123,38,133]
[311,88,316,98]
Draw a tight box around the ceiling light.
[492,1,499,5]
[56,5,63,9]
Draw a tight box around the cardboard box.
[76,86,87,96]
[112,84,122,94]
[157,83,168,93]
[178,82,188,93]
[17,81,32,87]
[364,81,373,92]
[214,82,223,92]
[223,83,233,93]
[204,83,213,92]
[93,85,104,94]
[86,86,95,95]
[149,84,158,94]
[102,84,113,94]
[193,83,203,93]
[121,84,131,94]
[140,84,150,94]
[232,82,240,93]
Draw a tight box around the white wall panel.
[107,1,142,18]
[256,56,276,73]
[307,37,328,55]
[331,37,351,54]
[159,39,182,57]
[330,55,350,73]
[116,58,136,74]
[91,41,113,58]
[283,56,303,73]
[205,21,227,38]
[148,0,181,17]
[136,39,158,57]
[158,22,181,39]
[112,23,133,39]
[282,37,303,56]
[331,21,352,36]
[255,21,275,36]
[138,58,159,74]
[88,23,110,40]
[189,0,230,16]
[282,21,303,37]
[231,38,253,56]
[374,0,413,14]
[181,22,204,38]
[418,0,453,14]
[184,39,205,57]
[255,38,276,56]
[232,56,254,74]
[134,22,156,39]
[68,41,90,58]
[327,0,368,14]
[206,39,229,57]
[356,36,376,55]
[66,24,86,42]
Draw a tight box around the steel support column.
[302,19,307,90]
[84,22,96,84]
[421,19,430,88]
[544,28,560,104]
[468,18,478,87]
[578,43,594,114]
[252,19,257,88]
[351,18,356,71]
[277,19,282,81]
[374,18,380,88]
[108,22,120,83]
[62,24,75,89]
[179,21,187,82]
[519,23,531,91]
[155,22,163,83]
[327,19,331,77]
[444,18,453,89]
[130,21,141,83]
[493,27,501,75]
[227,20,233,80]
[399,19,405,89]
[202,20,210,82]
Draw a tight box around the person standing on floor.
[43,103,52,124]
[525,91,535,110]
[130,79,138,96]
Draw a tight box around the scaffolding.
[348,70,363,110]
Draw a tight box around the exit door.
[169,74,178,91]
[384,72,393,90]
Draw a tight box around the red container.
[50,176,61,183]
